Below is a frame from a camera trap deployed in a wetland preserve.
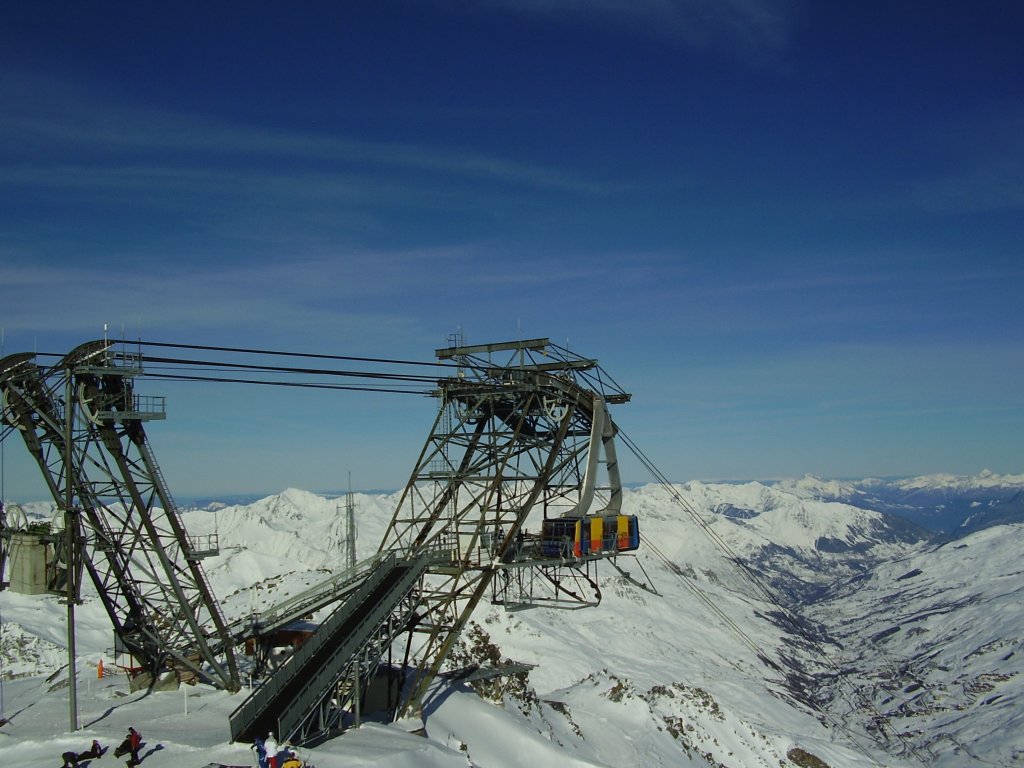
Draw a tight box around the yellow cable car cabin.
[540,514,639,558]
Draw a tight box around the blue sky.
[1,1,1022,500]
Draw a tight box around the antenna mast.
[346,474,356,570]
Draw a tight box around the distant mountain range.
[176,470,1024,538]
[768,470,1024,537]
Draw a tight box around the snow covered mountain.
[807,523,1024,766]
[638,480,924,604]
[772,470,1024,536]
[2,478,1022,767]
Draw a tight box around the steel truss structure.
[2,335,634,742]
[379,338,630,717]
[0,340,239,691]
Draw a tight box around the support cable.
[638,532,890,767]
[115,340,459,370]
[138,354,443,384]
[639,532,775,662]
[144,373,434,396]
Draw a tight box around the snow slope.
[3,479,1021,767]
[807,523,1024,767]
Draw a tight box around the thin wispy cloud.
[462,0,796,61]
[0,257,436,344]
[895,101,1024,214]
[0,72,611,196]
[910,160,1024,214]
[1,240,547,331]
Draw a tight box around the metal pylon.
[379,338,630,718]
[0,340,239,691]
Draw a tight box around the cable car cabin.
[540,515,639,558]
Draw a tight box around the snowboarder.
[114,727,142,766]
[127,726,142,765]
[63,739,106,766]
[81,740,105,759]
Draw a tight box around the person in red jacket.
[129,727,142,765]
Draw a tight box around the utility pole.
[352,662,361,729]
[64,374,78,732]
[346,476,356,571]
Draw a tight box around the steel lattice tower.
[0,340,239,691]
[379,338,630,717]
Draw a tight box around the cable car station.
[0,336,643,746]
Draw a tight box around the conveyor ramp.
[225,553,388,645]
[229,551,426,745]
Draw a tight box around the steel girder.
[0,341,239,691]
[379,339,629,718]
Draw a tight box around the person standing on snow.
[126,726,142,766]
[252,735,268,768]
[265,731,279,768]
